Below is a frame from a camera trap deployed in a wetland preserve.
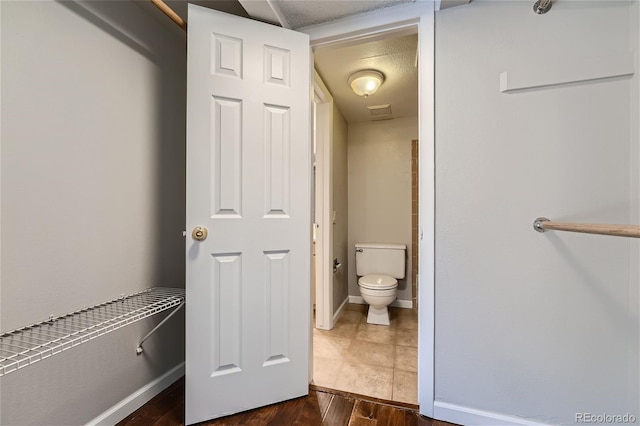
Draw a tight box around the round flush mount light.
[348,70,385,98]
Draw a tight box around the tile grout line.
[391,364,397,402]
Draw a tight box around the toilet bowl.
[358,274,398,325]
[355,242,406,326]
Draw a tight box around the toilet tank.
[355,243,406,279]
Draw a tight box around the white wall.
[434,1,639,424]
[332,104,349,312]
[347,116,417,303]
[1,1,186,423]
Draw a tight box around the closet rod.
[151,0,187,32]
[533,217,640,238]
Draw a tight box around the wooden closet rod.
[151,0,187,32]
[533,217,640,238]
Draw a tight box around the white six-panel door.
[185,5,311,424]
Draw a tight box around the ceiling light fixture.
[348,70,385,98]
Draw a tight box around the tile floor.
[312,303,418,404]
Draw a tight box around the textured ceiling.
[154,1,416,33]
[314,33,418,123]
[275,0,414,29]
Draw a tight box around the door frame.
[301,0,436,417]
[313,71,334,331]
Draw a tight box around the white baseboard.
[391,299,413,309]
[86,362,185,426]
[434,401,550,426]
[332,296,349,324]
[348,295,413,309]
[348,295,362,304]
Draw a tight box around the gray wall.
[1,1,186,424]
[434,0,639,423]
[332,104,349,313]
[347,117,417,303]
[631,1,640,418]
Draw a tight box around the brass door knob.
[192,226,208,241]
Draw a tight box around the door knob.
[192,226,208,241]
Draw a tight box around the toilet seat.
[358,274,398,290]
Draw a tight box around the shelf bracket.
[136,301,185,355]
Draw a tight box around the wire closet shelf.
[0,287,185,377]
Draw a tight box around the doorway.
[310,29,420,405]
[183,3,436,422]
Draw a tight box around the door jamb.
[313,71,334,331]
[301,1,436,417]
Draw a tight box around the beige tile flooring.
[312,303,418,405]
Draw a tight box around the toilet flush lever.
[192,226,208,241]
[355,248,363,253]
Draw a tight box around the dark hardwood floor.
[117,377,457,426]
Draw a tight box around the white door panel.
[186,5,311,424]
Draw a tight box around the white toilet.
[355,243,406,325]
